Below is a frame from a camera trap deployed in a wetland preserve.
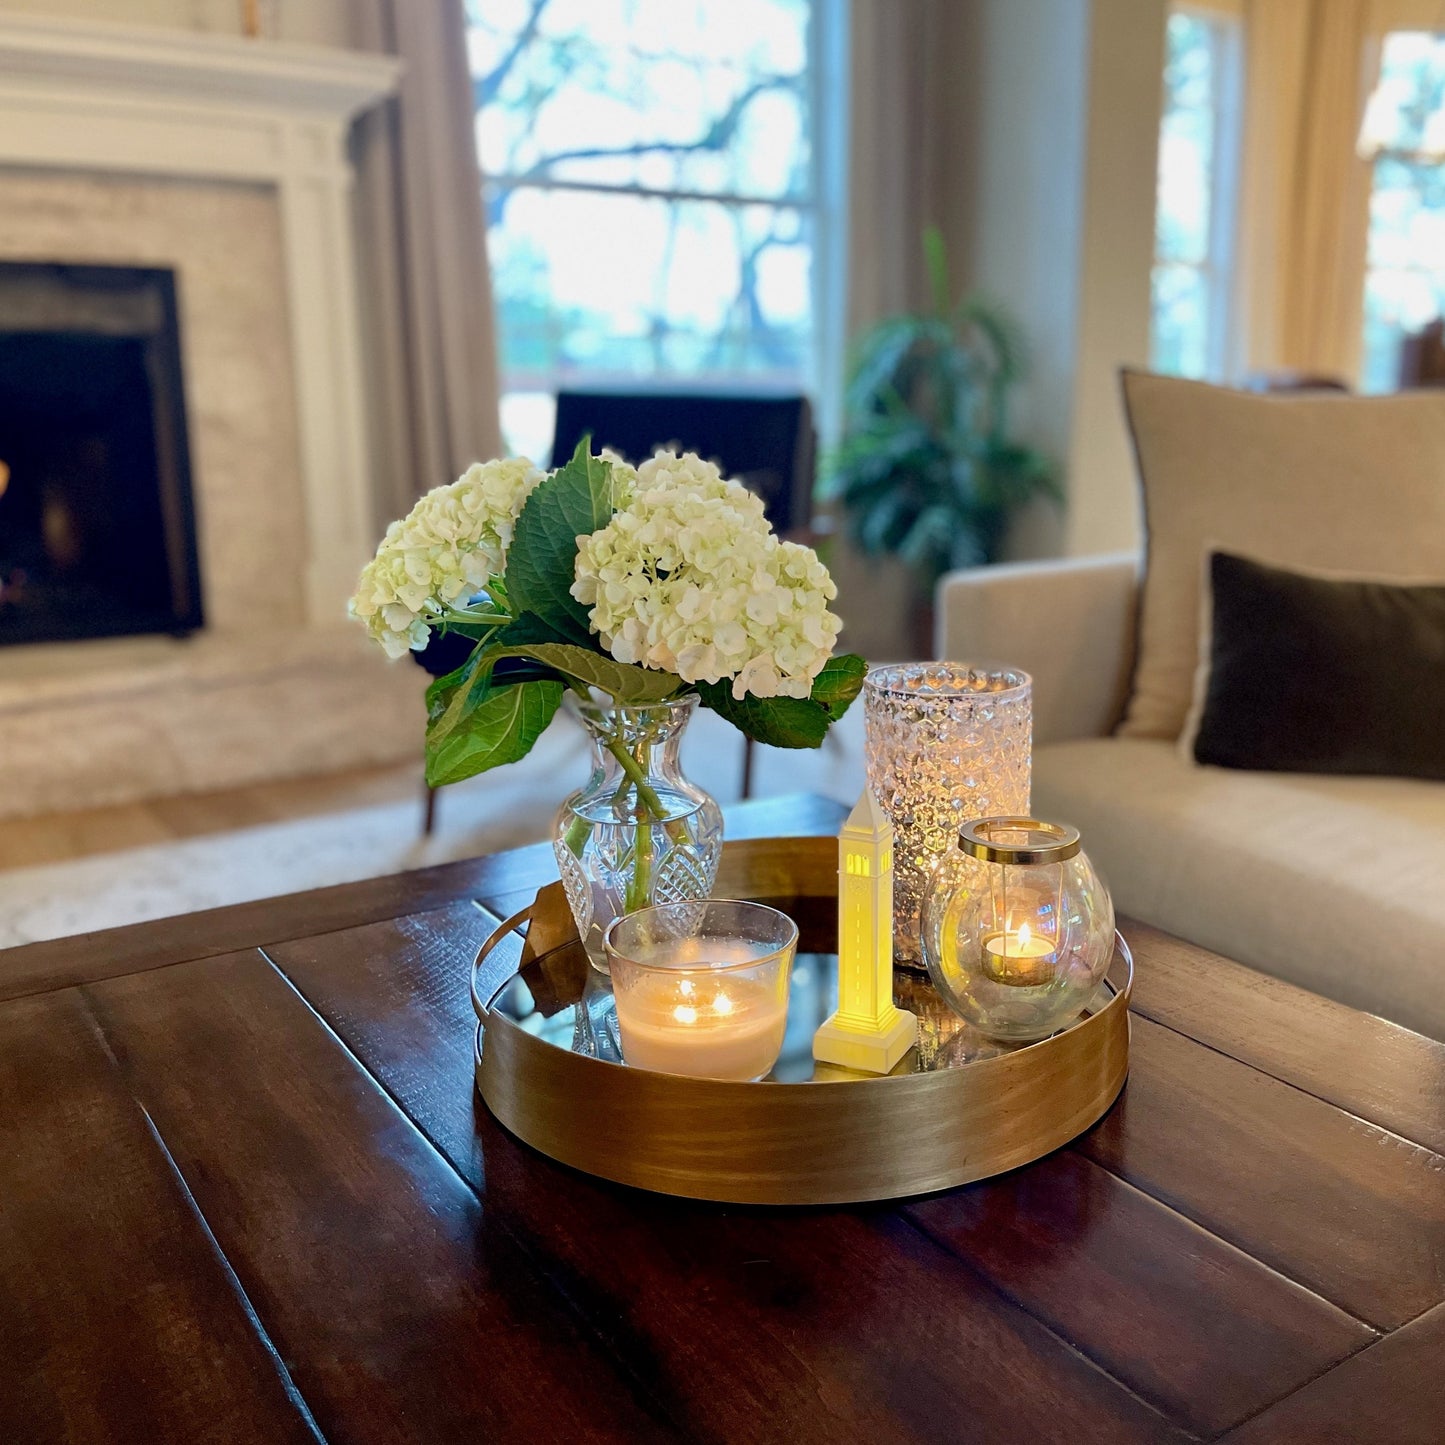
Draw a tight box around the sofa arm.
[935,553,1140,744]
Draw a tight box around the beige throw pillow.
[1118,371,1445,739]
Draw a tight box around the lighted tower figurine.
[812,790,918,1074]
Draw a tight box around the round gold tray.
[472,836,1131,1205]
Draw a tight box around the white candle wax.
[983,924,1056,986]
[615,970,788,1081]
[984,930,1054,961]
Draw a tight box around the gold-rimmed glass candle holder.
[922,817,1114,1042]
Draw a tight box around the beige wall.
[0,0,356,47]
[938,0,1089,561]
[938,0,1165,560]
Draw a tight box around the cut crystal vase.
[551,693,724,972]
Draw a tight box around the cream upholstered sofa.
[936,552,1445,1042]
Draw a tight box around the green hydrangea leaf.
[504,437,613,644]
[694,680,832,749]
[489,642,684,705]
[424,649,492,743]
[425,677,564,787]
[694,654,868,747]
[422,628,563,735]
[490,610,581,651]
[810,653,868,720]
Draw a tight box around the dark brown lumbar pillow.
[1191,550,1445,779]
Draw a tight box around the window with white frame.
[1358,31,1445,392]
[465,0,845,463]
[1149,7,1241,380]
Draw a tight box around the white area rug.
[0,707,865,948]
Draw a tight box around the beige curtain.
[829,0,951,662]
[352,0,504,526]
[846,0,946,337]
[1235,0,1377,379]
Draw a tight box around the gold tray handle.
[472,907,533,1022]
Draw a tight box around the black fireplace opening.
[0,263,203,647]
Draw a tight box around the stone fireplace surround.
[0,14,423,820]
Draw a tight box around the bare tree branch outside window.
[464,0,821,457]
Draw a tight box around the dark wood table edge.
[0,795,847,1003]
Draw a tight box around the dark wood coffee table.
[3,793,1442,1444]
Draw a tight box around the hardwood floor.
[0,762,425,871]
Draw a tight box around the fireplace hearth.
[0,16,418,821]
[0,262,202,647]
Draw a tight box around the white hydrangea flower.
[598,447,639,506]
[572,450,843,700]
[349,456,544,656]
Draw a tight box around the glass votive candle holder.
[922,817,1114,1042]
[604,899,798,1081]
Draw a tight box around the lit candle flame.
[1015,921,1031,955]
[713,992,733,1016]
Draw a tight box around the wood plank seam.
[0,894,486,1004]
[1064,1127,1403,1337]
[253,943,690,1437]
[1204,1327,1408,1444]
[894,1210,1203,1440]
[73,986,333,1445]
[469,895,531,935]
[903,1150,1383,1429]
[1,953,198,1006]
[1119,1004,1445,1170]
[130,1098,333,1445]
[1039,1139,1386,1339]
[1213,1300,1445,1443]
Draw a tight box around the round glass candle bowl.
[922,818,1114,1042]
[864,663,1032,965]
[604,900,799,1081]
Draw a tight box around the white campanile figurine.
[812,790,918,1074]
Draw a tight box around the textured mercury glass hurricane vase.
[552,693,725,973]
[864,663,1032,964]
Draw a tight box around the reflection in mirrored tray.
[487,942,1115,1083]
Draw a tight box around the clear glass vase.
[551,694,724,972]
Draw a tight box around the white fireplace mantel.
[0,13,402,625]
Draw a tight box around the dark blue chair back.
[550,390,816,534]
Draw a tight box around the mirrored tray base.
[472,836,1131,1204]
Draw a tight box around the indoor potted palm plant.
[826,230,1060,652]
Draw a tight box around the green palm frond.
[822,234,1061,592]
